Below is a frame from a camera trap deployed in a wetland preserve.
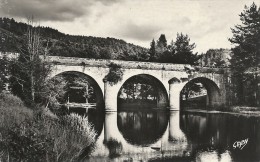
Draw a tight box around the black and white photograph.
[0,0,260,161]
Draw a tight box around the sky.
[1,0,259,53]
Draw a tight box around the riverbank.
[184,106,260,117]
[0,92,96,161]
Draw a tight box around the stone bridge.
[45,56,229,112]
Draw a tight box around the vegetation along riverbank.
[0,92,96,161]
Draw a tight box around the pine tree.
[157,34,167,48]
[148,39,156,61]
[156,34,167,57]
[174,33,199,65]
[229,3,260,106]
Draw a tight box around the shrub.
[104,63,124,85]
[46,113,96,161]
[0,93,97,161]
[0,92,33,129]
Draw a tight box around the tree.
[203,49,229,67]
[157,34,167,48]
[174,33,200,65]
[211,57,226,67]
[229,3,260,106]
[0,55,9,92]
[99,48,112,59]
[148,39,156,61]
[119,75,158,103]
[181,81,205,100]
[158,50,175,63]
[156,34,168,59]
[9,18,51,106]
[65,75,94,103]
[40,75,68,109]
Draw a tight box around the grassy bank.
[0,92,96,161]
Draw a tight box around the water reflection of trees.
[117,110,169,146]
[180,112,260,161]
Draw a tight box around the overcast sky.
[1,0,259,53]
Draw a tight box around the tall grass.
[0,92,96,161]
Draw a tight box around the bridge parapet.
[44,56,192,71]
[43,56,227,74]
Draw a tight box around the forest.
[0,17,200,64]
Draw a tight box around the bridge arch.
[117,74,169,110]
[180,77,221,109]
[50,71,105,110]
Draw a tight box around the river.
[83,108,260,161]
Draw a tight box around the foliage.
[48,113,96,161]
[0,55,9,92]
[0,92,96,162]
[1,17,148,60]
[39,75,68,110]
[211,57,226,67]
[201,49,228,67]
[148,33,200,64]
[181,81,205,100]
[119,75,157,102]
[104,63,124,85]
[69,76,94,103]
[157,34,167,48]
[156,34,168,56]
[40,73,96,113]
[6,18,52,107]
[1,17,202,65]
[229,3,260,106]
[0,92,33,127]
[60,74,95,103]
[173,33,200,65]
[148,39,156,61]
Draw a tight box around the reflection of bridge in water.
[89,110,256,161]
[46,56,230,111]
[89,111,190,160]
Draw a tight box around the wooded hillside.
[0,17,148,61]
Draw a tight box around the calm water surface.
[85,109,260,162]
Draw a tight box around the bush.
[104,63,124,85]
[0,92,33,129]
[47,114,96,161]
[0,93,97,161]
